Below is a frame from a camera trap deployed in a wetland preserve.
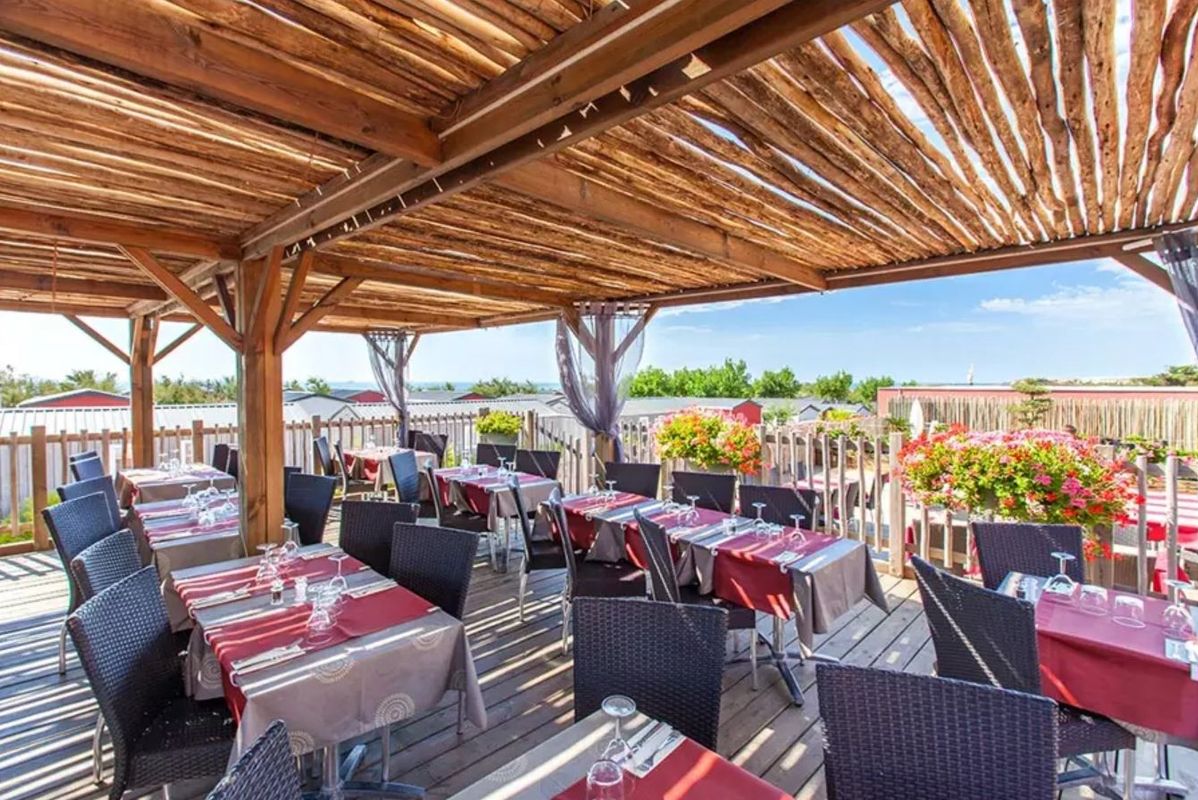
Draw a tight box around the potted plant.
[477,410,522,446]
[655,408,762,476]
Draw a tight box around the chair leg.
[750,629,758,691]
[560,596,572,656]
[457,690,465,736]
[380,725,391,781]
[58,621,68,675]
[517,569,528,622]
[91,714,104,784]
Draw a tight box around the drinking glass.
[306,586,335,637]
[1042,552,1078,602]
[1112,595,1145,628]
[662,483,675,514]
[278,539,299,565]
[721,517,737,537]
[605,481,618,502]
[752,502,768,535]
[789,514,808,543]
[255,544,279,583]
[684,496,700,526]
[600,695,636,764]
[585,760,625,800]
[1163,579,1195,639]
[328,553,350,596]
[182,483,198,510]
[1079,585,1108,616]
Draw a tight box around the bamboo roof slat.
[1117,0,1165,229]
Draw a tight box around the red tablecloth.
[1135,488,1198,544]
[711,531,840,618]
[174,552,364,608]
[558,493,649,550]
[553,738,791,800]
[143,516,239,543]
[207,583,434,720]
[623,505,728,568]
[341,450,382,482]
[436,468,547,516]
[1034,589,1198,739]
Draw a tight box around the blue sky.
[0,256,1190,388]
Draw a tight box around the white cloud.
[978,272,1175,326]
[905,320,1004,334]
[657,295,798,317]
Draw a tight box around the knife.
[636,728,684,775]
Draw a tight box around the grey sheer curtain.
[555,303,649,462]
[1155,231,1198,356]
[364,330,411,445]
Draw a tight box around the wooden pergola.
[0,0,1194,547]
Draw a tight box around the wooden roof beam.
[120,246,242,350]
[0,205,239,260]
[323,304,482,329]
[0,269,166,301]
[1109,252,1175,295]
[0,0,440,165]
[0,297,192,322]
[279,278,364,351]
[63,314,130,365]
[496,162,826,289]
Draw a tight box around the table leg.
[728,618,825,706]
[1134,742,1189,797]
[308,740,426,800]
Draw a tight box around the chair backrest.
[313,436,334,476]
[69,449,99,462]
[332,441,351,480]
[207,720,302,800]
[515,449,561,479]
[412,431,447,462]
[390,523,478,620]
[546,490,581,587]
[226,448,240,480]
[737,484,820,528]
[284,474,338,547]
[423,466,450,526]
[818,663,1058,800]
[67,567,184,790]
[43,493,120,611]
[339,500,419,575]
[69,529,142,601]
[572,597,727,750]
[475,442,516,467]
[283,466,301,489]
[57,475,121,531]
[633,509,681,603]
[970,521,1084,590]
[70,453,105,482]
[671,470,736,513]
[601,461,661,498]
[387,451,421,503]
[507,475,537,556]
[211,442,231,473]
[910,556,1041,695]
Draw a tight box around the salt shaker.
[294,576,308,604]
[270,578,285,606]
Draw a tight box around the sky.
[0,255,1190,388]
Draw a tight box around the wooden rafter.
[613,306,658,362]
[153,322,204,364]
[0,269,165,301]
[63,314,129,364]
[1110,252,1175,295]
[127,260,228,317]
[245,248,283,346]
[321,303,478,328]
[275,250,314,352]
[0,205,239,260]
[214,273,236,327]
[119,246,242,351]
[0,298,191,321]
[279,277,364,351]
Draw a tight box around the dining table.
[115,463,235,506]
[447,710,792,799]
[342,446,439,489]
[548,490,888,704]
[435,465,559,571]
[171,542,487,761]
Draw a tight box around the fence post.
[887,431,906,576]
[1166,453,1179,588]
[31,426,49,550]
[524,411,537,448]
[8,433,20,542]
[191,420,204,465]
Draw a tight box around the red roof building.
[16,388,129,409]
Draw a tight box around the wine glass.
[1079,585,1108,616]
[585,760,625,800]
[306,585,335,639]
[181,483,198,510]
[752,502,768,535]
[1112,594,1145,628]
[600,695,636,764]
[278,539,299,565]
[662,483,675,513]
[1163,579,1195,639]
[684,495,700,526]
[328,553,350,596]
[605,481,617,502]
[1042,552,1078,602]
[789,514,808,544]
[255,544,279,583]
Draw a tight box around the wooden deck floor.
[2,536,1188,799]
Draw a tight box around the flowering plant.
[655,408,761,475]
[897,427,1137,536]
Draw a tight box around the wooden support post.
[523,411,537,449]
[1135,454,1149,596]
[30,426,49,550]
[129,316,157,467]
[237,256,285,550]
[191,420,205,466]
[9,433,22,542]
[887,431,907,576]
[1166,453,1180,588]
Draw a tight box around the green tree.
[810,370,854,402]
[628,365,674,397]
[850,375,895,407]
[1010,377,1053,428]
[442,381,456,391]
[284,379,303,391]
[0,365,56,406]
[304,376,331,395]
[1138,365,1198,386]
[61,369,120,393]
[470,376,538,398]
[753,367,801,398]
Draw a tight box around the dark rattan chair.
[44,492,121,674]
[510,481,567,621]
[911,557,1134,772]
[211,442,231,473]
[515,449,561,479]
[70,453,106,482]
[671,470,736,513]
[58,475,122,532]
[226,447,240,481]
[313,436,334,476]
[970,521,1084,590]
[390,523,478,620]
[283,465,301,489]
[68,567,235,800]
[339,499,419,576]
[206,720,302,800]
[412,431,447,463]
[475,442,516,468]
[546,493,646,654]
[601,461,661,498]
[818,663,1059,800]
[423,465,491,534]
[332,441,377,500]
[284,473,337,547]
[388,450,422,503]
[572,597,726,750]
[69,529,142,602]
[737,483,821,529]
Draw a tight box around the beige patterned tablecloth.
[174,546,487,757]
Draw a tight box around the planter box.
[479,433,518,447]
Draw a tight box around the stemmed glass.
[789,514,807,544]
[684,496,701,526]
[662,483,675,514]
[181,483,198,511]
[328,553,350,596]
[752,502,768,535]
[586,760,625,800]
[255,544,279,583]
[605,481,618,502]
[1163,579,1195,639]
[306,585,336,639]
[1042,552,1078,602]
[600,695,637,764]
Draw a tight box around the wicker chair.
[43,492,121,675]
[284,473,337,546]
[422,465,491,534]
[58,475,122,531]
[572,597,726,750]
[970,521,1084,590]
[600,461,661,498]
[475,442,516,468]
[332,441,377,500]
[390,523,478,620]
[282,465,301,489]
[68,567,235,800]
[635,509,760,686]
[737,484,821,529]
[226,447,240,481]
[211,442,231,473]
[509,481,567,621]
[313,436,334,476]
[818,663,1059,800]
[911,557,1134,777]
[387,450,422,503]
[339,499,419,576]
[206,720,302,800]
[546,493,646,654]
[70,452,106,482]
[515,449,561,480]
[671,470,736,513]
[412,431,447,463]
